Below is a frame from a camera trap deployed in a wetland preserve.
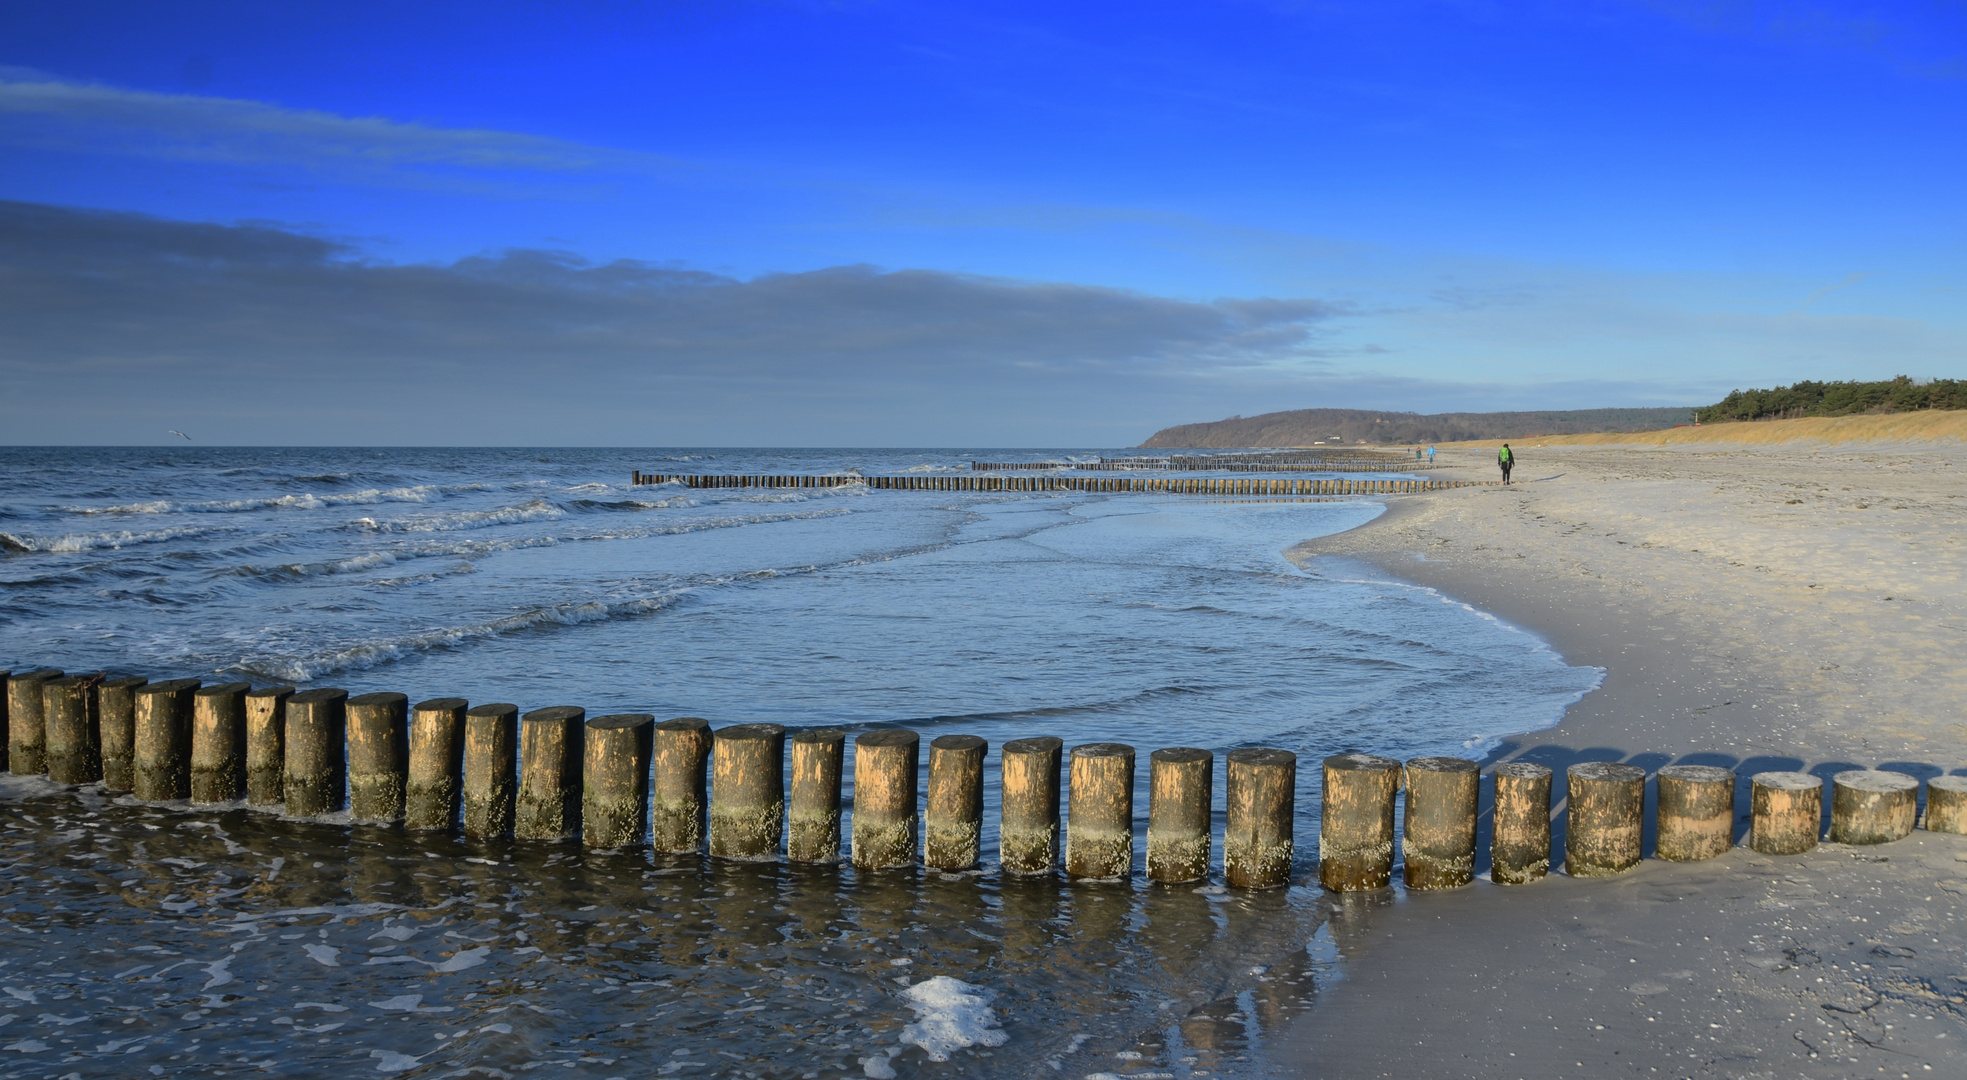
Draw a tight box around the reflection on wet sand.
[0,784,1336,1077]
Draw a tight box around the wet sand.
[1269,443,1967,1079]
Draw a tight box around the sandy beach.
[1270,439,1967,1079]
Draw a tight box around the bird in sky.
[168,430,190,440]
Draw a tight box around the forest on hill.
[1139,406,1694,448]
[1701,377,1967,422]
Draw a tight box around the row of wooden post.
[966,460,1431,473]
[629,473,1480,496]
[1319,756,1967,891]
[0,670,1298,886]
[8,670,1961,886]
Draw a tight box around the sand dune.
[1453,408,1967,447]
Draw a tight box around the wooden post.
[1924,776,1967,834]
[1750,772,1821,854]
[1000,736,1062,876]
[1318,753,1399,891]
[244,686,292,807]
[516,706,585,840]
[852,729,919,869]
[1226,748,1296,889]
[583,714,654,848]
[44,674,104,784]
[1402,756,1477,889]
[709,723,786,860]
[347,692,409,823]
[189,681,251,803]
[98,675,148,793]
[405,697,468,831]
[1490,761,1552,884]
[1565,762,1645,877]
[1829,770,1919,845]
[1066,742,1135,879]
[1655,764,1736,861]
[134,679,201,801]
[788,727,845,863]
[651,717,712,853]
[7,668,63,774]
[283,688,348,816]
[1146,747,1213,884]
[462,703,519,839]
[924,734,987,871]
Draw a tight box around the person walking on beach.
[1427,445,1436,465]
[1498,443,1514,484]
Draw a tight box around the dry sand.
[1264,441,1967,1079]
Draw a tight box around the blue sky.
[1,1,1962,444]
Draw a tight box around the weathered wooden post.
[98,675,148,792]
[852,729,919,869]
[1066,742,1135,879]
[516,706,585,840]
[244,685,292,806]
[1829,770,1919,845]
[1491,761,1552,884]
[283,688,348,816]
[709,723,786,860]
[925,734,987,871]
[462,702,519,839]
[1319,753,1400,891]
[583,714,654,848]
[1402,756,1477,889]
[1655,765,1737,861]
[7,668,63,774]
[788,727,845,863]
[1146,747,1213,884]
[1000,736,1062,876]
[1226,748,1296,889]
[346,692,409,823]
[1750,772,1822,854]
[651,717,712,853]
[44,673,104,784]
[1924,776,1967,834]
[189,681,250,803]
[1565,762,1645,877]
[134,679,201,801]
[405,697,468,831]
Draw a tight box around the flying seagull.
[168,430,191,440]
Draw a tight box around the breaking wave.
[1,526,221,553]
[242,591,687,681]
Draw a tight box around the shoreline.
[1264,443,1967,1079]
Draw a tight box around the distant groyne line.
[5,669,1963,896]
[973,450,1439,473]
[631,473,1487,495]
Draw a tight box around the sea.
[0,447,1600,1079]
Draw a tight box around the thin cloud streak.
[0,68,691,178]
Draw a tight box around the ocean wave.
[220,535,564,582]
[1,525,219,554]
[565,497,690,513]
[65,486,458,516]
[351,499,564,533]
[243,590,685,681]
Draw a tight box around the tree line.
[1703,377,1967,422]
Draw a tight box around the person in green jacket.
[1498,443,1514,484]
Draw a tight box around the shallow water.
[0,447,1599,1077]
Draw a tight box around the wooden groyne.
[6,667,1964,889]
[631,473,1484,494]
[970,450,1436,473]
